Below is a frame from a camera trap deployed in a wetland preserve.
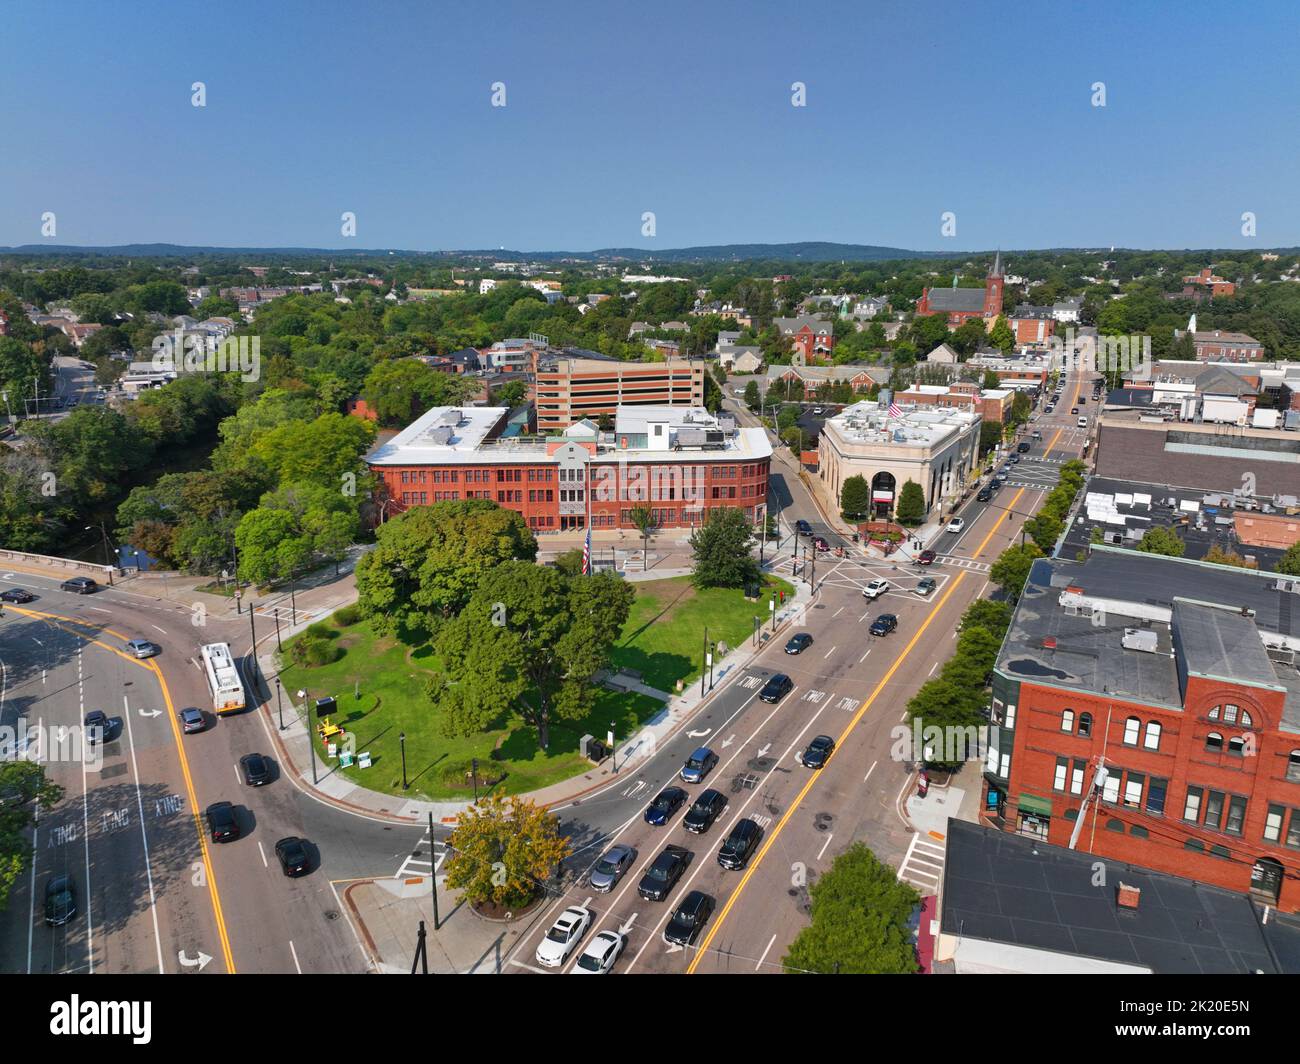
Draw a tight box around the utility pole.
[1068,760,1110,850]
[700,627,709,698]
[411,919,428,974]
[428,811,441,930]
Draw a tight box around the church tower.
[983,251,1004,319]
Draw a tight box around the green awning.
[1017,793,1053,816]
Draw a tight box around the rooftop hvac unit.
[1265,644,1296,666]
[429,426,453,445]
[437,408,462,427]
[1121,628,1158,654]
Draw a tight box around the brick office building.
[367,404,770,532]
[533,352,704,432]
[985,547,1300,911]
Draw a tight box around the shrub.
[438,758,507,790]
[333,604,361,627]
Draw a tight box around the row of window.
[397,468,496,485]
[1061,710,1162,751]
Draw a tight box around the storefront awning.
[1016,793,1052,816]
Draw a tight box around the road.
[0,572,424,974]
[502,366,1094,974]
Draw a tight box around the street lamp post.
[298,688,317,785]
[700,627,709,698]
[400,731,408,790]
[708,641,716,691]
[472,757,479,799]
[428,811,441,931]
[275,676,284,731]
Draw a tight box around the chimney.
[1117,883,1141,910]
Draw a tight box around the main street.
[503,365,1093,974]
[0,572,424,974]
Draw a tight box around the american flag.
[582,527,591,575]
[888,401,903,418]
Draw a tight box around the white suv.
[862,579,890,600]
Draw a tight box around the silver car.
[125,639,159,659]
[589,843,636,893]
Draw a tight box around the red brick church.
[915,253,1004,326]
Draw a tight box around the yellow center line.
[6,606,238,973]
[685,504,1020,973]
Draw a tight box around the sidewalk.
[249,561,819,826]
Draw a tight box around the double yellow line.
[6,606,237,973]
[685,491,1025,973]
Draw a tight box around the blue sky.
[1,0,1297,252]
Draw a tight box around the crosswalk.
[395,827,446,881]
[897,832,946,892]
[937,556,990,573]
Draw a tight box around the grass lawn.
[278,615,662,802]
[610,574,794,693]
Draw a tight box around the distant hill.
[0,240,945,263]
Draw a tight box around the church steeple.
[989,250,1003,279]
[983,250,1004,319]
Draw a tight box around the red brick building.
[1182,267,1236,299]
[915,253,1004,326]
[773,316,836,363]
[985,547,1300,911]
[367,404,770,532]
[1008,304,1056,345]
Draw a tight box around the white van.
[1077,416,1088,428]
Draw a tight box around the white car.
[862,579,890,600]
[570,930,626,974]
[946,518,966,534]
[535,905,592,968]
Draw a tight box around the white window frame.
[1143,721,1161,751]
[1123,717,1140,745]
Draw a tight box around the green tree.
[629,504,655,572]
[355,499,537,639]
[840,475,870,520]
[743,380,760,410]
[988,315,1015,352]
[1278,541,1300,576]
[782,843,920,975]
[689,506,759,589]
[989,542,1044,601]
[895,479,926,526]
[433,562,633,750]
[0,762,64,912]
[444,795,571,909]
[1136,526,1186,557]
[235,507,310,586]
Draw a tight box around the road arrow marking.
[618,913,639,935]
[178,950,212,970]
[137,708,161,718]
[756,743,771,759]
[721,734,735,749]
[663,940,684,954]
[687,728,711,738]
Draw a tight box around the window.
[1004,702,1016,729]
[1077,713,1092,737]
[1227,736,1246,757]
[1102,771,1120,804]
[1130,825,1149,839]
[1203,790,1225,831]
[1146,778,1167,815]
[1205,732,1223,752]
[1061,709,1075,733]
[1288,751,1300,784]
[1208,706,1220,721]
[1053,758,1068,792]
[1225,796,1247,835]
[1105,818,1124,832]
[1210,845,1231,860]
[1124,772,1144,808]
[1183,786,1203,822]
[1143,721,1161,751]
[1241,710,1252,727]
[1288,810,1300,849]
[1184,838,1205,854]
[1123,717,1140,745]
[1223,704,1239,724]
[1265,805,1285,843]
[1070,759,1086,796]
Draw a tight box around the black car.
[800,735,836,768]
[869,614,898,637]
[795,519,812,536]
[240,753,271,786]
[44,875,77,926]
[274,836,310,877]
[206,801,240,843]
[60,577,98,594]
[758,673,794,703]
[717,818,763,870]
[784,632,813,655]
[83,710,109,744]
[638,845,690,902]
[683,789,727,834]
[0,588,36,604]
[644,786,688,826]
[976,487,992,502]
[664,890,715,947]
[1017,441,1031,453]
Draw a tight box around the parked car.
[683,789,727,834]
[664,891,715,947]
[44,875,77,926]
[83,710,109,743]
[800,734,836,769]
[1017,441,1031,453]
[917,549,937,565]
[717,818,763,870]
[274,836,310,877]
[1045,404,1055,414]
[60,577,98,594]
[1031,430,1042,440]
[1009,454,1020,464]
[206,801,240,843]
[784,632,813,654]
[812,406,824,415]
[180,708,205,734]
[758,673,794,703]
[240,753,271,786]
[571,930,625,974]
[638,845,690,901]
[0,587,36,603]
[644,786,687,825]
[680,747,718,784]
[795,519,812,536]
[869,614,898,636]
[124,638,159,659]
[914,577,937,597]
[589,844,636,893]
[535,905,592,968]
[862,578,889,600]
[946,518,965,533]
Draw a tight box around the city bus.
[200,642,246,713]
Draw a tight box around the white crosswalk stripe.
[395,828,446,880]
[897,833,947,890]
